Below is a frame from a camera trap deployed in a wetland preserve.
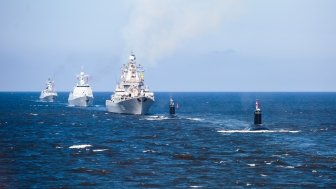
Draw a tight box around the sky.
[0,0,335,92]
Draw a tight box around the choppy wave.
[2,92,336,188]
[88,106,106,112]
[143,149,156,153]
[142,115,170,121]
[217,129,300,133]
[142,115,205,122]
[247,163,256,167]
[277,165,295,169]
[185,117,204,121]
[205,118,249,128]
[69,144,92,149]
[92,149,108,152]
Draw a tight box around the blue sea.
[0,92,335,188]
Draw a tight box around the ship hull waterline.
[40,95,57,102]
[68,96,94,107]
[106,97,154,115]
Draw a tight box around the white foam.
[186,117,204,121]
[143,149,156,153]
[217,129,300,134]
[247,163,256,167]
[260,174,268,177]
[29,113,38,116]
[190,186,203,188]
[93,149,108,152]
[277,165,295,169]
[143,116,169,121]
[69,144,92,149]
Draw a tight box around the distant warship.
[106,53,154,115]
[39,78,57,101]
[68,71,94,106]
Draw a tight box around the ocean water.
[0,92,335,188]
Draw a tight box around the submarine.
[249,99,269,130]
[169,97,176,116]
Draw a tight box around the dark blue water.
[0,92,335,188]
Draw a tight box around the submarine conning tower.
[169,97,175,115]
[254,99,262,125]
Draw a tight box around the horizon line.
[1,91,336,93]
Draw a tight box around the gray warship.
[39,78,57,101]
[106,53,154,115]
[68,71,94,106]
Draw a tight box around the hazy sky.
[1,0,335,92]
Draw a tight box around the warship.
[68,71,94,106]
[39,78,57,101]
[106,53,154,115]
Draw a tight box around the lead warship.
[106,54,154,115]
[39,78,57,101]
[68,71,94,106]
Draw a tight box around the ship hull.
[68,95,93,107]
[39,94,57,102]
[106,97,154,115]
[39,92,57,102]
